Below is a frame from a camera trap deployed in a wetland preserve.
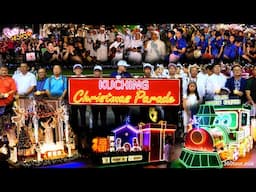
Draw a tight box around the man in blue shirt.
[34,67,48,98]
[43,65,67,101]
[110,60,132,78]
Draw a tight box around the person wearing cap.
[110,60,132,128]
[167,63,179,79]
[90,65,108,136]
[142,63,153,78]
[110,60,132,78]
[70,64,87,155]
[108,34,124,64]
[72,63,86,77]
[144,30,166,65]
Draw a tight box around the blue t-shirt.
[43,75,67,97]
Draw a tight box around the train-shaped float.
[179,97,254,168]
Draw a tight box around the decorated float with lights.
[179,96,254,168]
[4,96,77,167]
[90,120,176,166]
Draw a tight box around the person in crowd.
[127,32,144,65]
[225,64,246,103]
[90,65,108,135]
[169,29,187,63]
[12,62,36,97]
[108,35,124,65]
[205,62,227,100]
[183,81,200,132]
[69,63,87,155]
[95,27,109,63]
[42,42,61,69]
[110,60,132,128]
[245,65,256,118]
[144,30,166,65]
[0,66,17,136]
[34,67,48,98]
[62,43,83,69]
[43,64,67,102]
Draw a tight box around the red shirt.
[0,75,17,106]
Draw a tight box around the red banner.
[68,78,181,106]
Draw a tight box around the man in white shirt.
[12,63,36,97]
[205,62,227,100]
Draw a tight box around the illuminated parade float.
[90,121,176,166]
[179,96,254,168]
[5,96,77,167]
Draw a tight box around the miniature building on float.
[91,121,176,166]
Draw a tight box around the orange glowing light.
[92,137,109,153]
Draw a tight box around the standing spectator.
[34,67,48,98]
[205,62,227,100]
[62,43,83,69]
[144,30,166,65]
[245,65,256,118]
[127,32,144,65]
[95,27,109,63]
[69,64,87,155]
[108,35,124,65]
[225,64,246,103]
[183,81,200,132]
[12,63,36,97]
[110,60,132,127]
[169,29,187,63]
[90,65,107,135]
[43,64,67,102]
[42,42,61,69]
[0,66,17,136]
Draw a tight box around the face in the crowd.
[93,70,102,77]
[53,65,62,76]
[190,67,198,78]
[135,32,141,40]
[118,65,127,73]
[143,67,151,77]
[151,32,158,41]
[47,42,55,53]
[213,64,221,74]
[232,66,242,77]
[73,67,83,76]
[38,68,46,79]
[188,82,197,92]
[20,63,29,74]
[168,66,176,76]
[0,67,8,76]
[175,30,182,39]
[229,35,235,44]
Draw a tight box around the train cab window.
[209,155,219,166]
[241,113,248,126]
[192,154,200,166]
